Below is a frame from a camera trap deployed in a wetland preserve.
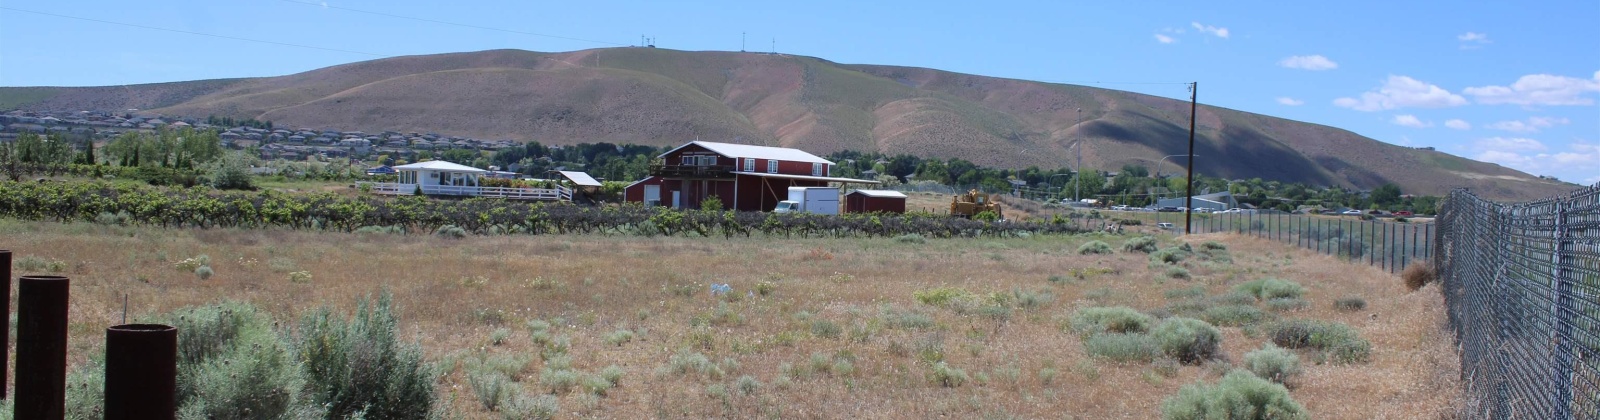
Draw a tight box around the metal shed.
[845,189,908,213]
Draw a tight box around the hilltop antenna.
[771,38,775,54]
[742,32,746,52]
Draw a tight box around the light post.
[1049,173,1072,202]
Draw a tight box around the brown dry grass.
[1402,261,1437,291]
[1,221,1460,419]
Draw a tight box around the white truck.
[774,187,839,215]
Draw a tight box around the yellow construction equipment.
[950,190,1004,219]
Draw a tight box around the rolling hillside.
[0,48,1575,200]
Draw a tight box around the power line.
[273,0,628,46]
[0,6,388,57]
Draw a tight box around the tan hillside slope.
[1,47,1577,200]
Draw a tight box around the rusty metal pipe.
[104,324,178,420]
[16,275,69,420]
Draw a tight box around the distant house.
[1155,191,1238,211]
[623,140,878,211]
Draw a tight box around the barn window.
[701,155,718,166]
[743,158,755,172]
[812,163,823,176]
[767,160,778,173]
[681,156,693,166]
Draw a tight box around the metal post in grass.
[1,249,9,400]
[16,275,70,420]
[104,324,178,420]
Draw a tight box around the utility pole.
[1074,108,1082,203]
[1184,82,1197,235]
[742,32,746,52]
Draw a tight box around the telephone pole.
[1184,82,1197,235]
[1074,108,1082,203]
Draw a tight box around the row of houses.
[362,140,909,213]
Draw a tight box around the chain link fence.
[1436,186,1600,419]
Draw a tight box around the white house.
[363,160,570,201]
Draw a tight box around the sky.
[2,0,1597,185]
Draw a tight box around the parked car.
[1157,222,1176,230]
[1158,206,1181,212]
[1341,209,1363,215]
[1395,211,1414,216]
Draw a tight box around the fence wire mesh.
[1437,186,1600,419]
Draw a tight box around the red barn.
[845,190,908,213]
[624,141,878,211]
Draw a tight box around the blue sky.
[2,0,1597,185]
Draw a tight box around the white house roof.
[661,141,833,165]
[557,171,603,187]
[392,160,486,173]
[847,189,908,198]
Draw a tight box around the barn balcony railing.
[649,164,736,179]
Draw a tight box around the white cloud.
[1278,55,1338,71]
[1457,32,1490,43]
[1391,115,1431,128]
[1474,137,1548,152]
[1470,139,1600,181]
[1154,34,1177,44]
[1276,97,1304,106]
[1444,119,1471,130]
[1334,75,1469,111]
[1191,22,1229,39]
[1464,73,1600,106]
[1487,116,1571,133]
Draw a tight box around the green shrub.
[1209,291,1257,306]
[434,224,468,239]
[1165,286,1206,300]
[1070,306,1157,336]
[500,393,558,420]
[1078,240,1114,255]
[1083,333,1160,363]
[1013,288,1054,309]
[1269,320,1372,364]
[1201,305,1269,327]
[927,362,970,387]
[662,350,720,378]
[489,328,512,345]
[194,265,214,280]
[1233,278,1305,301]
[1123,236,1159,253]
[207,151,258,190]
[736,375,762,395]
[539,368,580,394]
[288,270,313,284]
[1265,298,1309,312]
[1150,247,1191,265]
[882,308,937,330]
[894,233,928,244]
[467,366,513,411]
[1151,317,1222,364]
[914,286,975,307]
[165,301,312,419]
[600,365,626,386]
[1244,344,1302,385]
[811,319,843,338]
[296,292,436,419]
[1165,266,1192,280]
[64,357,106,419]
[1200,241,1227,251]
[604,329,636,346]
[1333,296,1367,312]
[1160,370,1308,420]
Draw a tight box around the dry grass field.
[2,220,1460,419]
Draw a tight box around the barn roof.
[661,141,832,165]
[846,189,907,198]
[732,171,880,184]
[392,160,486,173]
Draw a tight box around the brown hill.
[1,48,1576,201]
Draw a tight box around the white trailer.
[774,187,840,215]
